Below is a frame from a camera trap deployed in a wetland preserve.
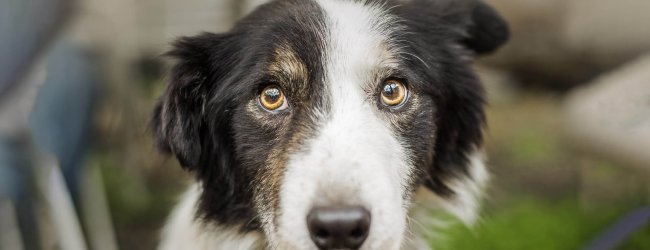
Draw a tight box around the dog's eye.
[380,79,407,107]
[259,85,289,111]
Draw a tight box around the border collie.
[152,0,508,249]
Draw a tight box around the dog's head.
[152,0,508,249]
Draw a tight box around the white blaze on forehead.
[313,0,408,194]
[275,1,411,249]
[318,0,403,75]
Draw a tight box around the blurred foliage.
[437,197,649,250]
[428,91,650,249]
[89,67,191,249]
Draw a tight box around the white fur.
[271,1,412,249]
[406,151,489,248]
[158,185,264,250]
[439,151,489,224]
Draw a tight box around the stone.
[564,54,650,174]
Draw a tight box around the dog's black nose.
[307,206,371,250]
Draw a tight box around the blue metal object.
[584,206,650,250]
[0,0,73,99]
[29,39,98,204]
[0,0,81,248]
[0,134,42,250]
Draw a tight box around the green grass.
[435,198,649,250]
[620,225,650,250]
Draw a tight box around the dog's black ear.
[425,71,486,195]
[152,32,224,169]
[397,0,509,55]
[458,0,509,54]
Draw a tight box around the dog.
[152,0,508,249]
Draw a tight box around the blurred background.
[0,0,648,249]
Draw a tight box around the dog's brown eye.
[380,79,407,107]
[259,85,288,111]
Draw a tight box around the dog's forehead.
[317,0,402,72]
[255,0,403,85]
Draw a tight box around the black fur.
[388,0,508,196]
[152,0,508,231]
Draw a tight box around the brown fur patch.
[267,43,310,99]
[253,109,322,231]
[248,44,325,230]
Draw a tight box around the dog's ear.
[426,72,486,195]
[397,0,509,55]
[152,32,225,169]
[457,0,509,54]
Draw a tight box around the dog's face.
[153,0,508,249]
